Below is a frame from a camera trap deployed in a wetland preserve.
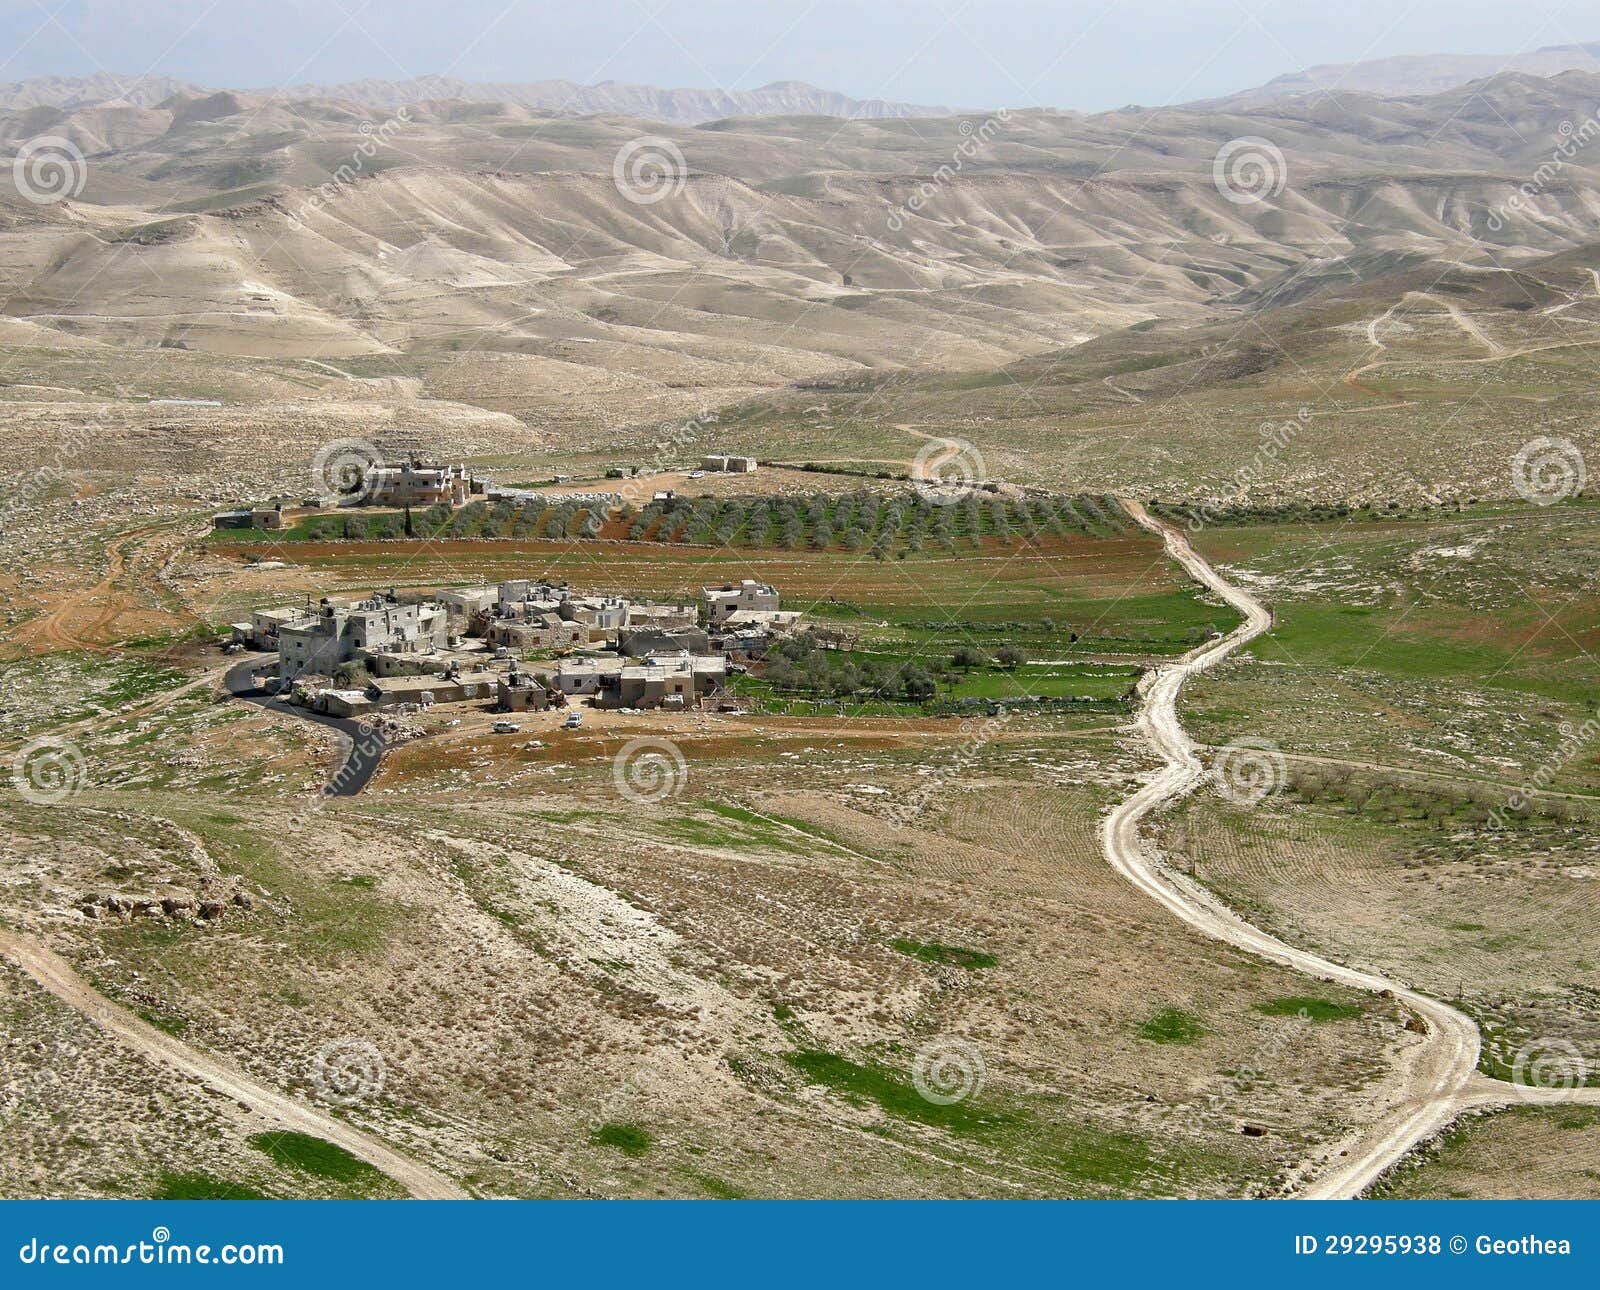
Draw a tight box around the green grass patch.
[1138,1007,1205,1044]
[592,1122,652,1157]
[780,1046,1210,1195]
[150,1170,268,1200]
[782,1048,1015,1135]
[135,1008,189,1038]
[659,803,817,856]
[247,1132,386,1188]
[161,806,396,959]
[1255,996,1363,1021]
[891,938,998,970]
[683,1170,746,1198]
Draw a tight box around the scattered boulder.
[1405,1014,1429,1035]
[1241,1123,1269,1137]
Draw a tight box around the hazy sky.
[3,0,1599,109]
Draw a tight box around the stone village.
[230,576,799,722]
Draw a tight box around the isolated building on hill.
[700,454,758,473]
[213,505,284,531]
[362,461,485,508]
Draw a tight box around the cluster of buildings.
[233,578,797,720]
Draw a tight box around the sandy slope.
[0,928,467,1199]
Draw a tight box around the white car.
[563,712,583,729]
[492,720,520,733]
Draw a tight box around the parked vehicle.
[492,720,520,733]
[563,712,583,729]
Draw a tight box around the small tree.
[996,646,1028,669]
[951,647,993,671]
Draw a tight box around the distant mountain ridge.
[1212,40,1600,106]
[0,73,950,123]
[0,73,201,109]
[283,76,952,122]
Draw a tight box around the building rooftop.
[556,656,625,677]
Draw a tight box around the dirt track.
[1109,499,1513,1199]
[12,522,197,653]
[0,928,468,1200]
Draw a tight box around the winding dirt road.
[1105,500,1562,1198]
[0,928,467,1199]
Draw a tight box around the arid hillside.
[4,69,1600,495]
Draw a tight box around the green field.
[1186,500,1600,793]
